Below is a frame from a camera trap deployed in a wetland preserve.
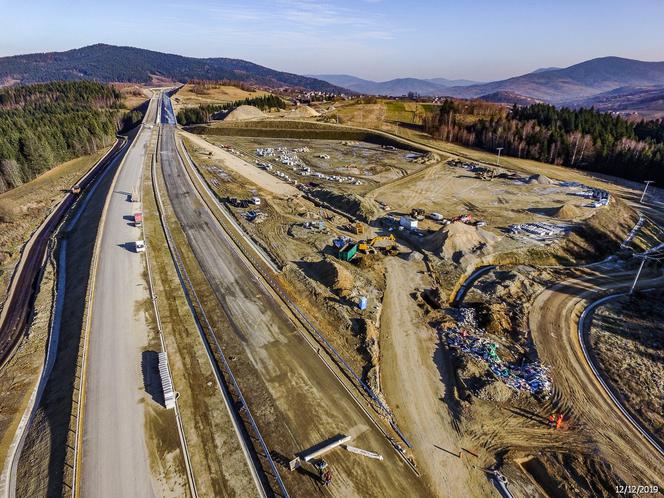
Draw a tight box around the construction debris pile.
[443,308,552,397]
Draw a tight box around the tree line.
[177,94,285,125]
[424,100,664,184]
[0,81,133,193]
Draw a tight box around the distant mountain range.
[316,57,664,114]
[443,57,664,103]
[311,74,479,96]
[0,44,344,93]
[562,85,664,118]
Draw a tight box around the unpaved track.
[529,269,664,486]
[160,121,428,497]
[81,96,159,498]
[381,258,494,497]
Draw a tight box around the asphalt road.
[529,268,664,486]
[80,95,158,498]
[158,116,429,495]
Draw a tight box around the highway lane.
[158,103,428,495]
[80,94,159,498]
[529,269,664,486]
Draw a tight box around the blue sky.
[1,0,663,81]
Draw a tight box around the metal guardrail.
[578,291,664,458]
[153,123,286,498]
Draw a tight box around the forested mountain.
[0,44,344,93]
[442,57,664,103]
[0,81,125,192]
[424,101,664,184]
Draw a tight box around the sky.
[1,0,663,82]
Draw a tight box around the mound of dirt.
[290,105,320,118]
[224,105,265,122]
[308,188,379,222]
[527,174,553,185]
[412,152,441,164]
[304,258,354,297]
[424,222,497,263]
[551,202,583,220]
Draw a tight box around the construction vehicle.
[350,222,365,235]
[358,234,396,254]
[411,208,425,221]
[70,185,81,195]
[134,212,143,227]
[453,214,473,224]
[130,188,140,203]
[135,240,145,253]
[314,460,332,486]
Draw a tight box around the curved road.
[529,269,664,486]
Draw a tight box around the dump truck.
[130,189,140,203]
[134,212,143,227]
[135,240,146,253]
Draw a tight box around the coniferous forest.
[0,81,133,192]
[425,100,664,184]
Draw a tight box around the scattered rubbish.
[443,308,552,397]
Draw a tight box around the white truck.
[135,240,146,253]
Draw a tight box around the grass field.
[172,83,269,112]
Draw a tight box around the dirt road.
[529,269,664,486]
[160,119,428,497]
[381,257,495,497]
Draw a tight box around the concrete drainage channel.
[152,134,285,498]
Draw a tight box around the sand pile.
[551,202,583,220]
[224,105,265,122]
[424,222,497,263]
[311,259,354,297]
[413,152,441,164]
[290,105,320,118]
[527,174,553,185]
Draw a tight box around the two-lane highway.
[80,94,159,498]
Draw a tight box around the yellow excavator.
[358,234,397,254]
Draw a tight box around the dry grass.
[172,83,269,112]
[0,149,109,315]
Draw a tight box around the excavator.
[358,234,397,254]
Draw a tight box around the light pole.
[496,147,504,166]
[640,180,654,203]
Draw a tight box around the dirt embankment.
[224,105,265,122]
[307,187,379,222]
[589,291,664,443]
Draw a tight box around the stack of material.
[158,352,176,409]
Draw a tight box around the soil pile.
[224,105,265,122]
[412,152,441,164]
[289,105,320,118]
[306,258,354,297]
[308,188,379,222]
[424,222,497,263]
[527,174,553,185]
[551,202,583,220]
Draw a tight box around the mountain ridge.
[0,43,345,93]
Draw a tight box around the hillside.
[0,44,344,93]
[562,86,664,118]
[313,74,478,96]
[0,81,124,192]
[442,57,664,103]
[478,91,541,106]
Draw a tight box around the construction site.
[2,87,662,498]
[174,108,664,497]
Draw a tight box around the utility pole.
[629,257,647,295]
[640,180,654,203]
[496,147,504,166]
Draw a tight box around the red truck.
[134,212,143,227]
